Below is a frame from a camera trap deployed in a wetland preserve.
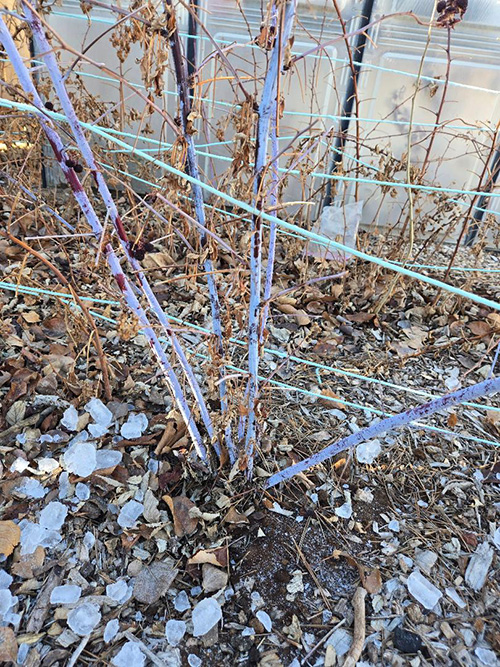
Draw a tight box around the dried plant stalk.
[0,13,208,462]
[163,0,235,462]
[245,0,297,475]
[21,2,220,459]
[266,375,500,487]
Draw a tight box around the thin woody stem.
[22,1,220,459]
[0,12,208,462]
[245,0,297,476]
[163,0,235,462]
[266,375,500,488]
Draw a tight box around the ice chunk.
[174,590,191,612]
[474,648,498,666]
[61,405,79,432]
[104,618,119,643]
[67,602,101,636]
[64,441,97,478]
[192,597,222,637]
[10,457,29,473]
[40,501,68,531]
[188,655,202,667]
[95,449,122,470]
[38,458,59,474]
[415,549,437,575]
[85,398,113,427]
[388,520,400,532]
[17,643,29,665]
[0,570,13,589]
[326,627,353,657]
[334,490,353,520]
[75,483,90,501]
[445,587,466,609]
[166,619,186,646]
[16,478,46,499]
[494,527,500,550]
[465,542,493,591]
[120,413,148,440]
[83,531,95,549]
[112,641,145,667]
[0,588,15,620]
[50,585,82,605]
[106,580,129,603]
[407,571,442,609]
[256,610,272,632]
[117,500,143,529]
[20,522,44,555]
[356,439,382,464]
[59,471,71,499]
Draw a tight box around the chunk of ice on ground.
[83,531,95,549]
[85,398,113,427]
[64,442,97,478]
[40,501,68,531]
[10,457,29,473]
[465,542,493,592]
[335,500,352,519]
[256,610,272,632]
[75,483,90,501]
[16,478,46,499]
[407,570,442,609]
[20,522,44,555]
[61,405,79,431]
[29,524,62,550]
[67,602,101,636]
[474,648,498,666]
[0,589,15,620]
[174,590,190,612]
[38,458,59,474]
[117,500,144,529]
[112,641,145,667]
[17,642,30,665]
[326,627,353,657]
[104,618,119,643]
[192,597,222,637]
[388,520,400,532]
[59,472,71,499]
[415,549,438,575]
[494,527,500,550]
[0,570,13,589]
[445,586,466,609]
[187,655,202,667]
[95,450,122,470]
[106,580,129,603]
[166,619,186,646]
[120,413,148,440]
[356,439,382,464]
[50,584,82,605]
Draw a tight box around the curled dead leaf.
[188,546,228,568]
[163,495,199,537]
[224,506,249,525]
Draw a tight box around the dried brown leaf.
[224,507,249,525]
[188,546,228,568]
[133,562,178,604]
[163,495,198,537]
[0,520,21,556]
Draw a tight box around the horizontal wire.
[2,278,499,417]
[46,10,500,99]
[3,278,497,447]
